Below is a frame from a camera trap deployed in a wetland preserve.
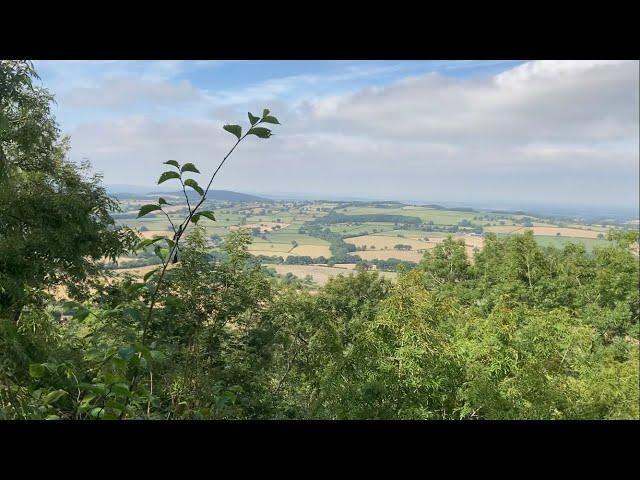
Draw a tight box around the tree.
[0,60,136,322]
[419,236,470,287]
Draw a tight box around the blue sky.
[32,60,639,210]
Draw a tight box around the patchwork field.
[346,233,484,257]
[512,226,605,238]
[289,245,332,257]
[351,250,425,262]
[335,206,478,225]
[247,243,293,253]
[345,234,435,251]
[273,264,397,286]
[230,221,290,233]
[139,230,173,239]
[529,236,611,251]
[484,225,524,234]
[111,195,637,285]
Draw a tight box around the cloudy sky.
[33,60,639,210]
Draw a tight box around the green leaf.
[184,179,204,196]
[80,383,107,396]
[158,197,170,205]
[143,267,160,282]
[136,235,166,250]
[223,124,242,139]
[137,204,162,218]
[29,363,46,378]
[164,160,180,169]
[90,407,104,418]
[110,383,131,397]
[74,309,91,322]
[42,389,67,405]
[158,171,181,184]
[45,415,60,420]
[248,127,272,139]
[105,399,125,411]
[262,115,280,124]
[192,210,216,224]
[180,162,200,174]
[263,108,270,117]
[154,245,169,261]
[248,112,260,125]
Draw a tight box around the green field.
[116,198,634,271]
[334,206,484,225]
[496,233,610,252]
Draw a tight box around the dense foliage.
[1,60,638,420]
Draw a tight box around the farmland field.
[351,250,426,262]
[111,195,637,286]
[526,235,611,251]
[273,264,398,286]
[335,205,479,225]
[289,245,332,257]
[512,226,605,238]
[345,234,435,251]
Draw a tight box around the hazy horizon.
[35,60,640,209]
[105,183,639,220]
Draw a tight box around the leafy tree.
[0,60,136,322]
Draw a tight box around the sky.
[33,60,639,210]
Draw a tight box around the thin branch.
[160,207,177,234]
[120,119,266,419]
[179,178,193,216]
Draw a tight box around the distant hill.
[197,190,268,203]
[107,185,268,203]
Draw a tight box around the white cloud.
[61,60,639,208]
[61,77,203,108]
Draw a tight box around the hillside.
[108,187,268,203]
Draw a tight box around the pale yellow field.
[139,230,172,239]
[345,235,434,251]
[485,225,606,238]
[273,264,397,286]
[248,243,293,253]
[484,225,523,234]
[289,245,332,257]
[248,249,293,258]
[512,226,604,238]
[230,222,290,233]
[352,250,426,262]
[346,234,483,256]
[462,236,485,249]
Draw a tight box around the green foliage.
[0,60,137,323]
[157,171,181,184]
[248,112,260,125]
[223,124,242,139]
[183,178,204,196]
[137,204,162,218]
[180,162,200,174]
[191,210,215,224]
[1,60,637,421]
[163,160,180,169]
[248,127,272,138]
